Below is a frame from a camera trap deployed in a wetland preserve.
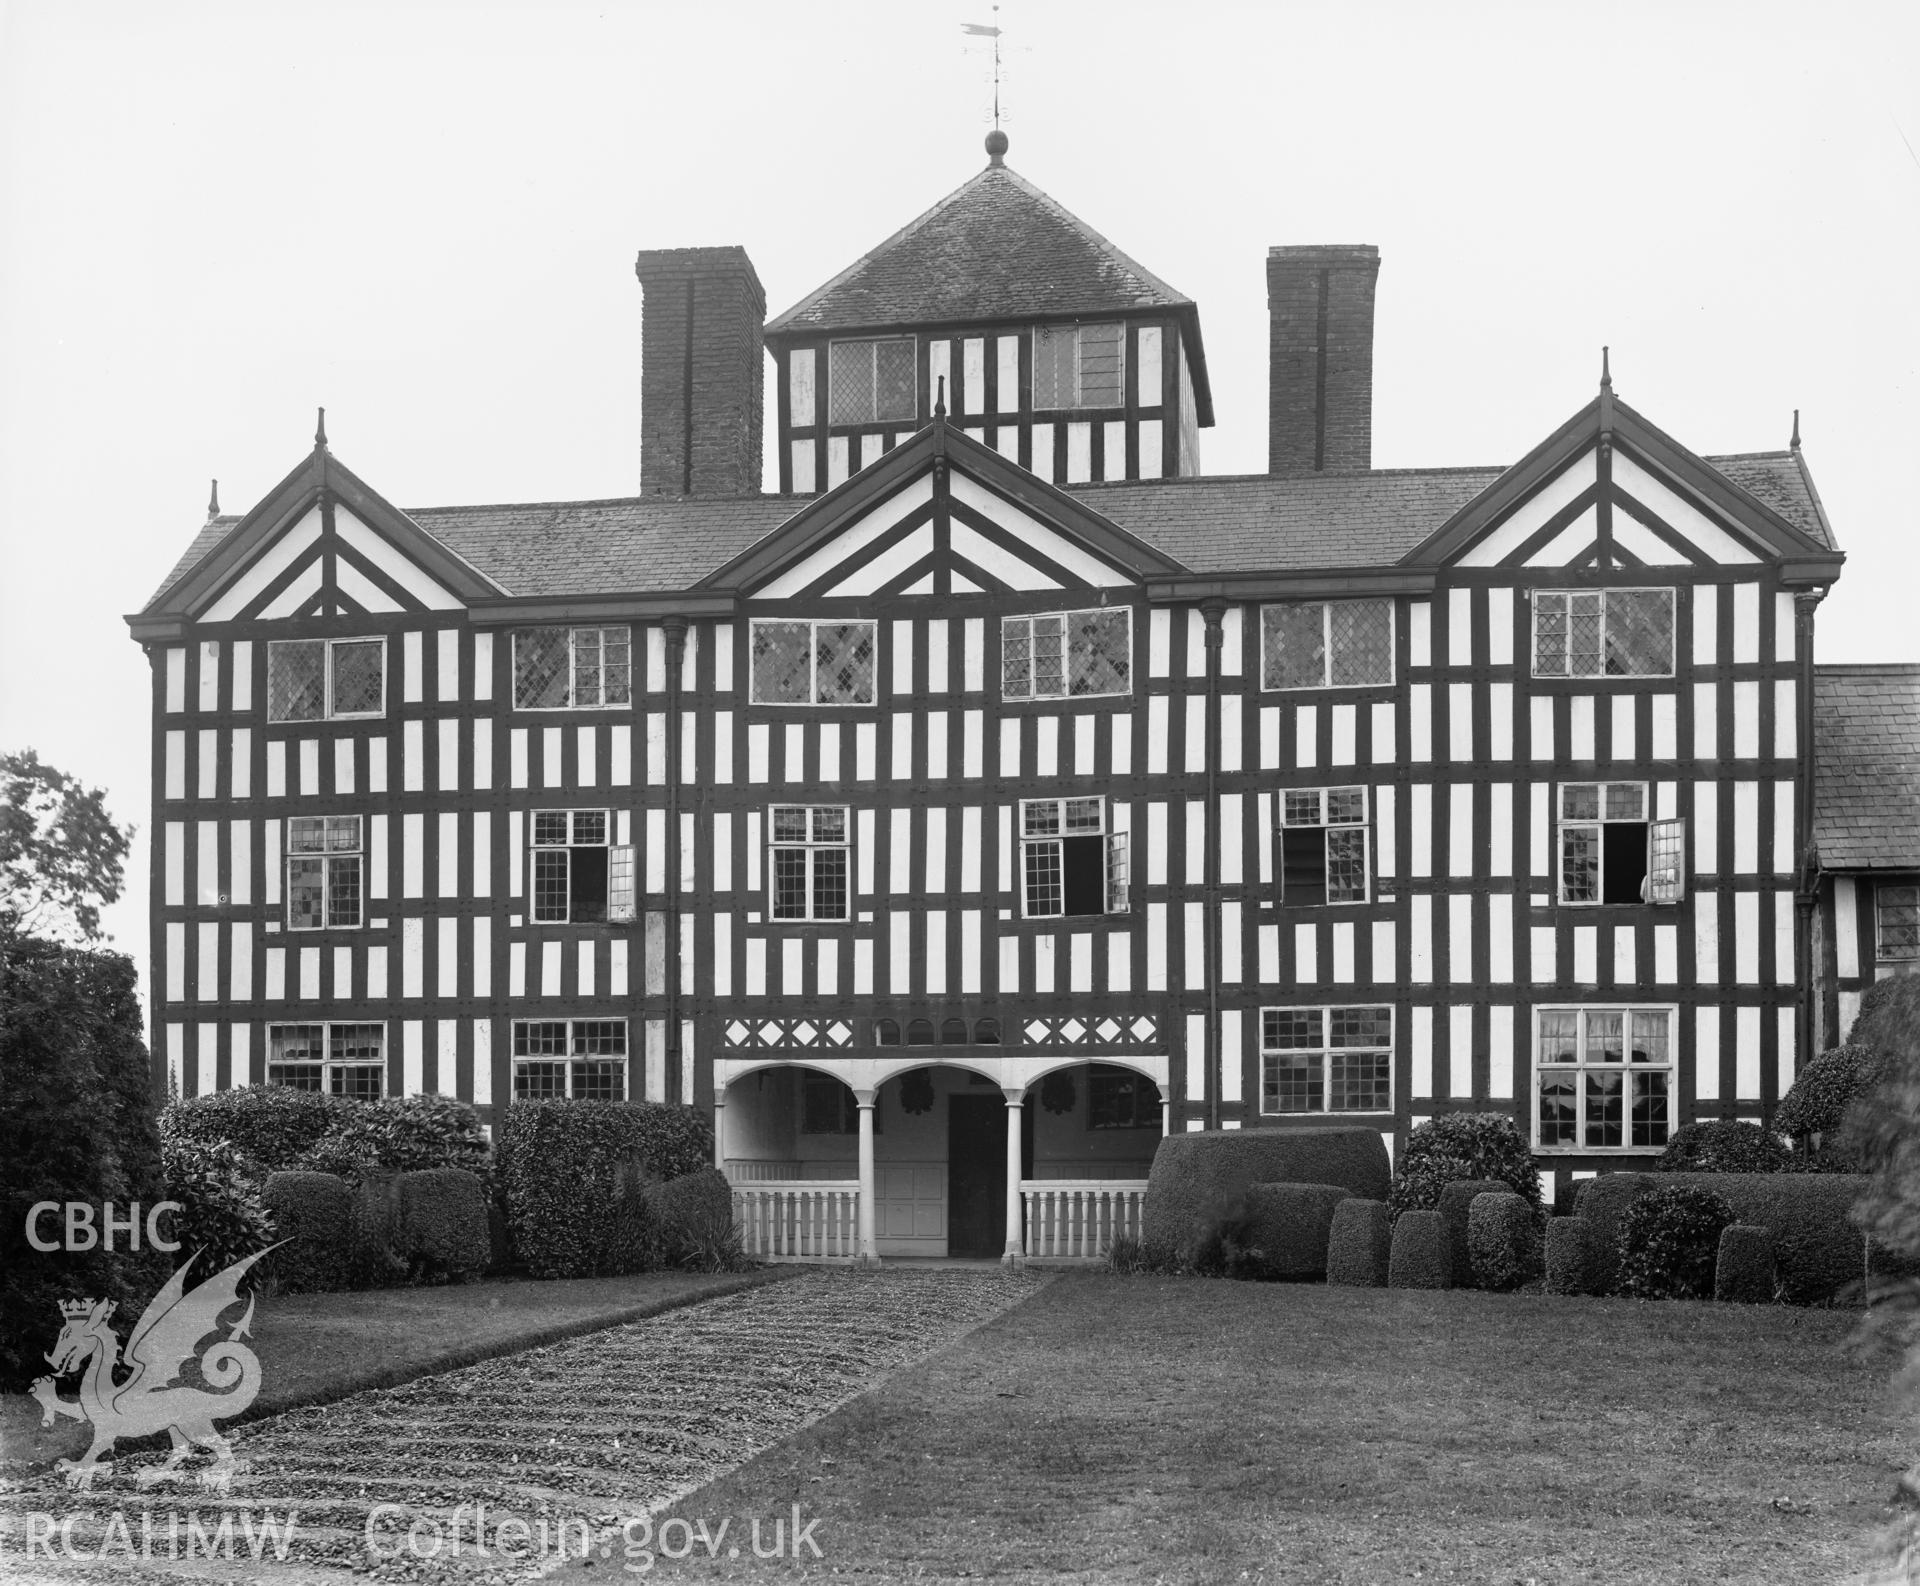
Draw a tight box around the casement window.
[801,1071,874,1134]
[1261,600,1393,690]
[1002,608,1131,700]
[1032,322,1125,411]
[1261,1006,1393,1115]
[1278,787,1371,906]
[1558,783,1685,906]
[1019,797,1129,919]
[1087,1065,1163,1130]
[512,626,632,710]
[267,637,385,722]
[531,809,634,924]
[511,1019,626,1100]
[1535,1005,1674,1151]
[1532,589,1675,678]
[828,337,917,425]
[769,805,850,921]
[749,619,877,705]
[267,1022,385,1099]
[287,816,363,930]
[1879,883,1920,962]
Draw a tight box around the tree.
[0,750,133,944]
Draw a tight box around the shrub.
[1544,1217,1605,1296]
[1107,1236,1183,1276]
[0,937,172,1391]
[1325,1199,1392,1287]
[1388,1113,1541,1221]
[1141,1128,1391,1264]
[1653,1119,1790,1174]
[1570,1174,1657,1293]
[291,1094,493,1194]
[1239,1183,1353,1279]
[260,1171,353,1293]
[345,1171,408,1289]
[160,1086,357,1174]
[1468,1192,1544,1291]
[1849,973,1919,1051]
[395,1168,491,1284]
[1435,1179,1511,1287]
[1386,1210,1450,1289]
[496,1101,712,1279]
[1715,1224,1777,1304]
[1775,1046,1887,1145]
[1616,1185,1736,1300]
[160,1137,276,1277]
[645,1168,746,1272]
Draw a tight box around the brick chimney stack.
[1267,245,1380,476]
[633,246,766,496]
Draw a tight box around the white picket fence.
[732,1181,861,1262]
[1020,1180,1149,1261]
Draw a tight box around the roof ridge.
[1815,662,1920,674]
[408,492,796,515]
[1068,463,1510,490]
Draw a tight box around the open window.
[1559,783,1685,906]
[531,809,633,924]
[1278,787,1370,906]
[512,626,632,709]
[1020,797,1128,919]
[1002,608,1131,700]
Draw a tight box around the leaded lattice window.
[1002,608,1132,700]
[511,1018,626,1100]
[1020,797,1128,918]
[1558,783,1685,906]
[1261,600,1393,690]
[1536,1005,1673,1150]
[749,619,876,705]
[286,815,362,930]
[769,805,850,921]
[268,1021,384,1097]
[1278,787,1370,906]
[828,337,917,425]
[1532,589,1674,677]
[1879,883,1920,961]
[1032,322,1125,411]
[1260,1006,1393,1115]
[512,626,632,709]
[531,809,630,924]
[267,637,385,721]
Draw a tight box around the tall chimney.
[1267,245,1380,475]
[633,246,766,496]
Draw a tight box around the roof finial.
[315,406,328,449]
[1791,408,1801,450]
[1600,345,1611,391]
[935,375,948,419]
[207,479,219,521]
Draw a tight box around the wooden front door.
[946,1095,1006,1258]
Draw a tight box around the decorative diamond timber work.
[1019,1015,1159,1048]
[723,1019,856,1049]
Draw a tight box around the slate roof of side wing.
[1813,664,1920,871]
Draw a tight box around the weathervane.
[962,8,1003,132]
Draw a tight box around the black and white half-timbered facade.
[129,135,1859,1262]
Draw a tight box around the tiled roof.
[1814,664,1920,871]
[763,162,1196,336]
[141,450,1836,608]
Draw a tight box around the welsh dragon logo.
[30,1246,275,1492]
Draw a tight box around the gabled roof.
[764,156,1214,424]
[1814,664,1920,872]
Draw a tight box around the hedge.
[1653,1119,1790,1175]
[260,1171,353,1293]
[1544,1217,1605,1296]
[496,1100,712,1278]
[160,1136,276,1277]
[1576,1171,1866,1303]
[1240,1183,1353,1279]
[1435,1179,1511,1288]
[1387,1210,1450,1289]
[1616,1185,1736,1300]
[346,1171,409,1289]
[645,1168,747,1272]
[160,1086,356,1174]
[1326,1199,1392,1287]
[396,1168,491,1284]
[1141,1128,1391,1263]
[1468,1193,1544,1291]
[1715,1224,1777,1304]
[292,1094,494,1193]
[1389,1113,1541,1220]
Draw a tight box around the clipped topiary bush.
[1468,1192,1544,1291]
[1570,1174,1658,1293]
[160,1137,276,1276]
[1326,1199,1393,1287]
[1849,974,1917,1051]
[646,1167,748,1272]
[260,1170,353,1293]
[1387,1209,1450,1289]
[1240,1182,1353,1279]
[1653,1119,1790,1175]
[1141,1128,1390,1265]
[1544,1217,1606,1296]
[395,1168,491,1284]
[1715,1224,1777,1304]
[346,1171,408,1290]
[1775,1045,1887,1145]
[1435,1179,1511,1287]
[1388,1113,1541,1221]
[161,1085,358,1174]
[1617,1185,1737,1300]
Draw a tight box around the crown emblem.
[58,1298,110,1320]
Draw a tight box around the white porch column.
[712,1097,726,1171]
[855,1092,880,1266]
[1002,1088,1026,1268]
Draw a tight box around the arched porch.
[713,1050,1167,1265]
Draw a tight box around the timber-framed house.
[129,132,1857,1262]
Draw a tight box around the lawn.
[0,1266,791,1472]
[614,1273,1913,1585]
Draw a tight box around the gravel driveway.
[0,1265,1050,1583]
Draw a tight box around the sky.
[1,0,1916,984]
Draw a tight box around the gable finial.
[1600,345,1611,391]
[207,479,219,521]
[935,375,948,419]
[1791,408,1801,450]
[315,406,328,449]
